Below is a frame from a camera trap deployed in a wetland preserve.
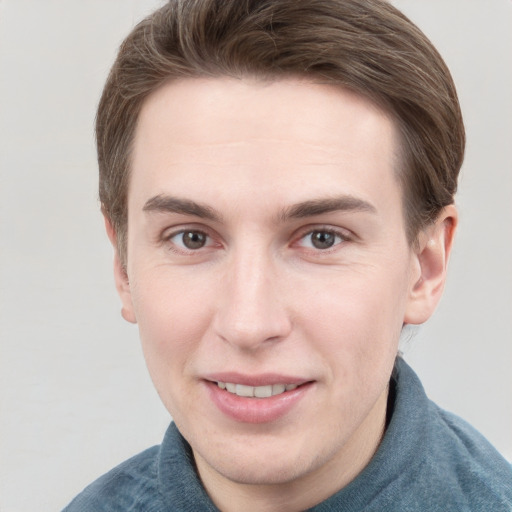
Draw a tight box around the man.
[64,0,512,510]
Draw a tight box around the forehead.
[130,77,401,220]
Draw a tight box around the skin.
[107,77,456,511]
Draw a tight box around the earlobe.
[404,205,457,325]
[103,214,137,324]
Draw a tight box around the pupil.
[183,231,206,249]
[311,231,335,249]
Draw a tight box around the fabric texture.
[63,358,512,511]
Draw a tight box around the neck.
[195,386,389,512]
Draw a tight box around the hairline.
[110,73,420,267]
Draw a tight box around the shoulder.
[424,403,512,509]
[376,358,512,511]
[63,422,219,512]
[62,445,162,512]
[396,359,512,510]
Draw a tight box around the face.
[116,77,434,501]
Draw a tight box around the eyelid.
[161,224,222,254]
[162,226,207,241]
[293,225,354,251]
[162,221,215,238]
[294,224,353,241]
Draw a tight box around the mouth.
[206,378,313,423]
[215,381,300,398]
[203,372,314,423]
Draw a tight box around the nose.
[213,247,292,351]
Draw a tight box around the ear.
[404,205,457,325]
[103,214,137,324]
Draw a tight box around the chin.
[211,455,312,486]
[193,432,333,487]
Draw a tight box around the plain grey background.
[0,1,511,510]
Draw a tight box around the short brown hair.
[97,0,465,264]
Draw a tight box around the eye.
[298,229,346,250]
[168,230,212,250]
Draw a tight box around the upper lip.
[203,372,310,387]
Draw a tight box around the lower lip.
[205,380,313,424]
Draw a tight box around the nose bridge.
[214,241,290,349]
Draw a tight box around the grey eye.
[174,231,208,250]
[310,231,337,249]
[298,229,344,250]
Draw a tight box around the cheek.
[129,271,214,399]
[133,265,213,337]
[296,264,409,372]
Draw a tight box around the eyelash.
[161,225,352,255]
[162,228,216,254]
[294,226,352,253]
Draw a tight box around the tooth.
[254,385,272,398]
[236,384,255,397]
[272,384,286,395]
[220,381,299,397]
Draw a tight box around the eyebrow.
[143,195,222,222]
[278,196,377,221]
[142,194,376,223]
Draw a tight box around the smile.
[216,382,299,398]
[206,378,313,423]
